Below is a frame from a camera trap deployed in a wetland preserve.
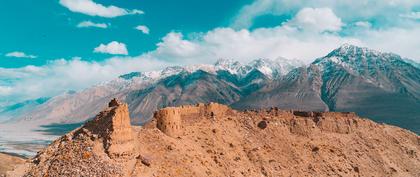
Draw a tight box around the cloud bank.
[0,57,169,106]
[285,7,343,32]
[231,0,420,29]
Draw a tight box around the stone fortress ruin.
[15,99,419,177]
[154,103,230,137]
[153,102,360,137]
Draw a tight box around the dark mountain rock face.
[318,45,420,133]
[232,66,328,111]
[125,70,245,124]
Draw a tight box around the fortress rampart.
[154,103,230,137]
[154,103,360,137]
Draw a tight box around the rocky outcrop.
[82,98,135,159]
[10,101,420,177]
[10,99,136,177]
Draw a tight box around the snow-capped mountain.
[4,58,302,125]
[120,58,304,82]
[214,58,304,78]
[313,44,420,99]
[403,58,420,69]
[2,45,420,136]
[237,44,420,133]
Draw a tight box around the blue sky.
[1,0,420,106]
[0,0,251,68]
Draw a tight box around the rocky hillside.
[9,99,420,177]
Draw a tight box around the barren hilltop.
[7,99,420,177]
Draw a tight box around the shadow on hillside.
[36,122,84,136]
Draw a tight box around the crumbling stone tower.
[155,108,183,138]
[83,98,135,159]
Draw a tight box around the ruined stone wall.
[178,104,204,118]
[241,108,363,135]
[155,103,230,137]
[155,103,362,137]
[205,102,230,118]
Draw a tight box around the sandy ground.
[0,152,25,176]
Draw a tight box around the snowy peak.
[404,59,420,69]
[313,44,411,72]
[311,44,420,97]
[214,59,242,73]
[214,58,304,78]
[118,58,304,82]
[327,44,382,58]
[249,58,305,77]
[249,59,278,76]
[323,44,401,63]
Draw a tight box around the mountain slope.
[0,153,25,176]
[0,97,49,122]
[125,70,244,123]
[8,59,292,126]
[232,65,328,111]
[315,44,420,133]
[236,44,420,133]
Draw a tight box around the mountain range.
[1,44,419,137]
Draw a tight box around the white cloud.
[152,32,201,61]
[77,21,108,28]
[135,25,150,34]
[0,86,12,96]
[5,51,37,59]
[231,0,420,29]
[358,25,420,60]
[400,12,420,19]
[94,41,128,55]
[0,57,170,104]
[59,0,144,18]
[143,27,362,65]
[354,21,372,28]
[284,8,343,32]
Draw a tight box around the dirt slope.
[9,99,420,177]
[0,153,25,176]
